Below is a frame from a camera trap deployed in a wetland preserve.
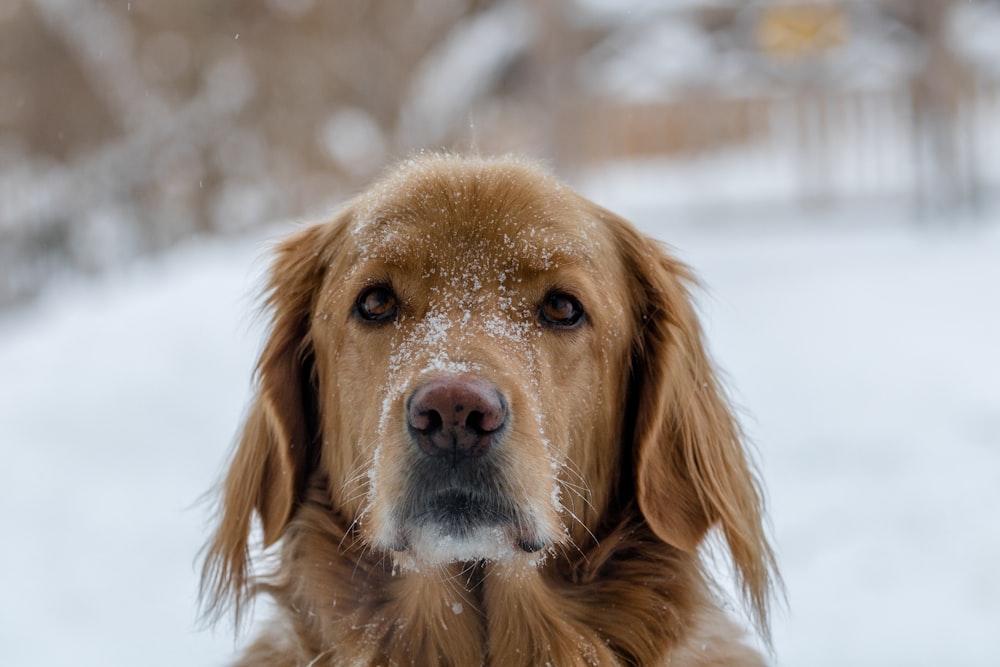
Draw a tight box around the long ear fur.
[612,215,778,638]
[200,222,334,626]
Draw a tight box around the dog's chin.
[372,484,552,565]
[377,521,550,568]
[402,524,523,565]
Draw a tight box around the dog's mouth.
[388,486,546,560]
[414,489,513,531]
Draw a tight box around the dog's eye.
[539,292,585,329]
[355,285,398,323]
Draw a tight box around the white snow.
[0,235,267,665]
[674,216,1000,665]
[2,199,999,665]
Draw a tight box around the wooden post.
[909,0,980,215]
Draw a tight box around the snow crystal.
[550,484,563,513]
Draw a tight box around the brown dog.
[202,155,778,665]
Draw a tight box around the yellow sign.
[756,4,850,60]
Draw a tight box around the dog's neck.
[247,486,707,666]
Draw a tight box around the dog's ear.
[610,214,777,636]
[200,219,342,624]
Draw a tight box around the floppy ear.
[613,217,777,636]
[200,222,334,624]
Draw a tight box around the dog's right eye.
[539,291,586,329]
[355,285,398,323]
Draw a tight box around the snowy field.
[1,197,998,666]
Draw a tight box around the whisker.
[557,478,596,513]
[563,508,597,554]
[558,458,595,501]
[555,478,599,557]
[340,505,370,553]
[305,643,337,667]
[555,472,596,521]
[339,449,377,498]
[336,445,379,552]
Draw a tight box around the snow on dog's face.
[304,157,636,566]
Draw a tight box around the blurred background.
[3,0,1000,304]
[1,1,999,665]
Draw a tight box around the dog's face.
[312,161,636,563]
[203,156,774,635]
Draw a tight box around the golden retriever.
[201,154,778,666]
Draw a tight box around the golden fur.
[202,155,778,665]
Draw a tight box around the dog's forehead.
[350,159,603,274]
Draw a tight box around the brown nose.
[406,376,507,458]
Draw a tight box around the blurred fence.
[563,82,1000,210]
[557,0,1000,212]
[2,0,1000,306]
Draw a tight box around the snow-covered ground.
[1,198,998,666]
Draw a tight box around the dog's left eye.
[355,285,398,323]
[539,292,585,329]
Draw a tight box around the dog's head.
[202,155,774,630]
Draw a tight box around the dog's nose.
[407,376,506,458]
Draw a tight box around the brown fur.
[201,155,778,665]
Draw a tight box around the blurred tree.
[1,0,502,304]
